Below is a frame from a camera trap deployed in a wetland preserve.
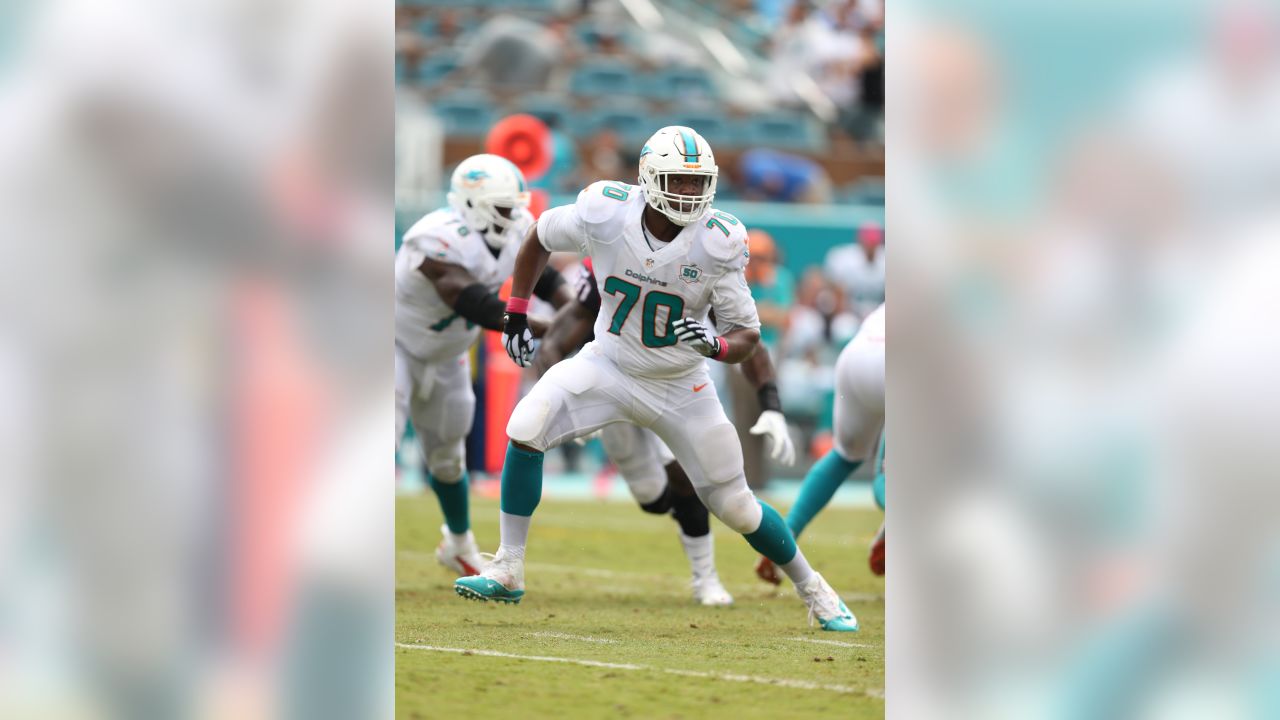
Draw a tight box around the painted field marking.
[789,636,878,650]
[529,631,617,644]
[395,643,880,698]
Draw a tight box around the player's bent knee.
[506,394,553,451]
[701,483,761,534]
[426,444,465,483]
[692,422,744,485]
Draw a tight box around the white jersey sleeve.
[537,180,635,255]
[400,215,471,269]
[701,213,760,333]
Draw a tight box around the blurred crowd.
[396,0,885,203]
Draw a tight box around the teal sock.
[744,501,798,565]
[787,450,862,538]
[873,471,886,510]
[500,443,544,517]
[428,472,470,534]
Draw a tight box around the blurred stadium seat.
[648,66,718,102]
[744,112,824,152]
[572,99,652,145]
[414,51,461,88]
[570,61,645,98]
[431,89,496,137]
[516,93,574,131]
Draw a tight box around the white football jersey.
[395,206,532,362]
[537,181,760,379]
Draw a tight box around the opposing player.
[455,126,858,631]
[396,154,569,576]
[756,303,885,583]
[532,258,798,605]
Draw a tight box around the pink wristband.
[712,336,729,361]
[506,296,530,314]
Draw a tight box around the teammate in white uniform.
[455,126,858,631]
[532,257,798,606]
[756,303,886,583]
[396,154,569,577]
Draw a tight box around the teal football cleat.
[453,547,525,604]
[796,572,860,632]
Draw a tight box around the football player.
[395,154,569,576]
[455,127,858,631]
[531,257,798,605]
[756,303,885,582]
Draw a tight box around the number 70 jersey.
[537,180,761,380]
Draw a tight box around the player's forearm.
[510,226,552,301]
[740,341,775,387]
[740,343,783,413]
[719,327,761,364]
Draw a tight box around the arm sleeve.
[536,204,589,254]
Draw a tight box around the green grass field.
[396,492,884,719]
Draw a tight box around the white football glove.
[749,410,796,466]
[672,317,723,358]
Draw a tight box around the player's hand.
[672,317,723,358]
[503,311,537,367]
[749,410,795,465]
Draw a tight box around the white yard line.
[528,631,617,644]
[397,643,639,670]
[789,636,878,649]
[395,643,879,698]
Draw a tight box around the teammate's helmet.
[638,126,717,226]
[447,154,531,247]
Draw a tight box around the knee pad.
[506,392,554,452]
[426,443,465,483]
[701,483,761,534]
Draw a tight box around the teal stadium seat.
[573,100,652,145]
[415,52,460,88]
[431,90,495,137]
[745,112,824,151]
[570,61,643,98]
[649,67,717,102]
[515,93,572,131]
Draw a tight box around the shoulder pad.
[576,180,639,226]
[699,209,751,273]
[402,210,472,266]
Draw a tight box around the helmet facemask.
[641,166,717,226]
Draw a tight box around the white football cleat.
[795,572,859,632]
[434,525,484,577]
[691,573,734,606]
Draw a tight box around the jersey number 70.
[602,276,685,348]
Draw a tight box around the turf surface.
[397,492,885,719]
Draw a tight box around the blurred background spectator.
[824,222,885,320]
